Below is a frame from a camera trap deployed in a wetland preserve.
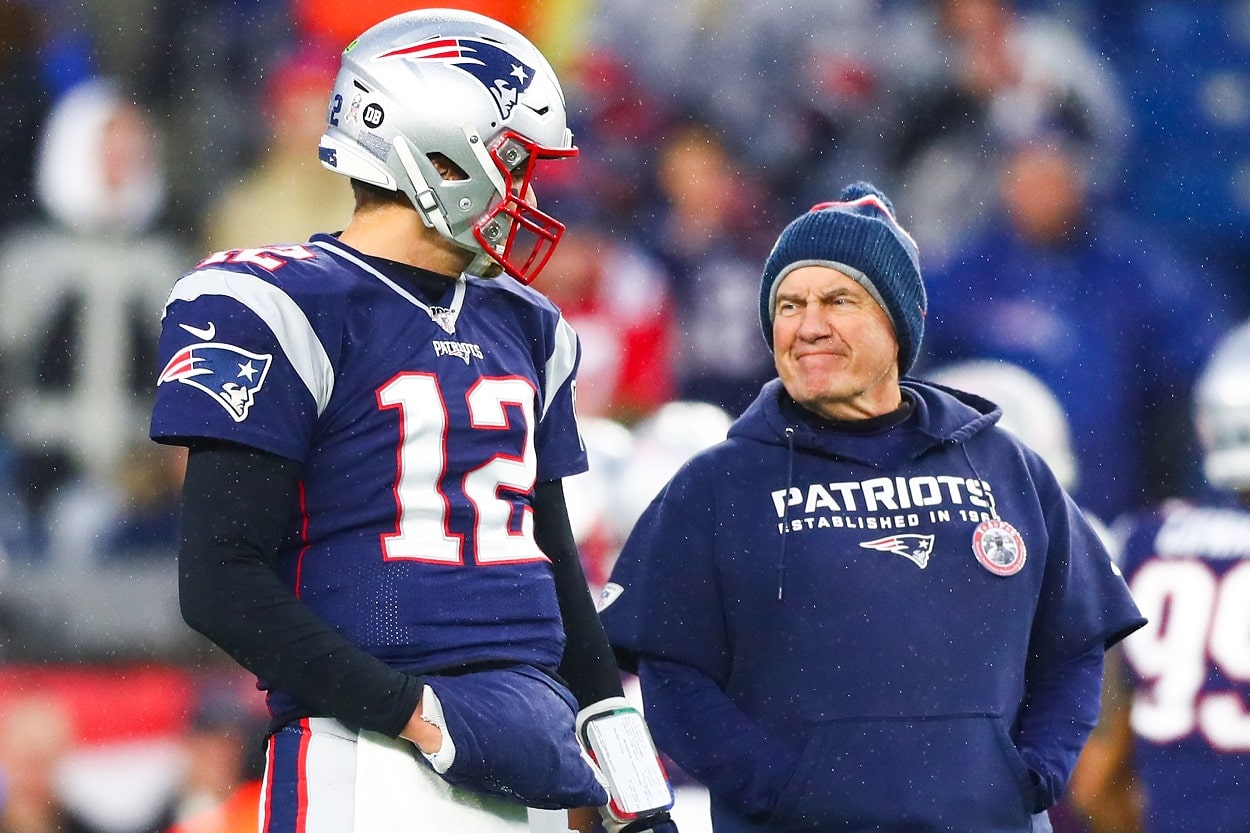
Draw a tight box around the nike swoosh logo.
[180,322,216,340]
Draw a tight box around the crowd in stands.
[0,0,1247,831]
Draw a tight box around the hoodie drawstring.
[778,426,796,601]
[957,442,1000,521]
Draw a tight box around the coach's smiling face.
[772,265,901,422]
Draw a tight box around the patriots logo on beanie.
[758,182,927,373]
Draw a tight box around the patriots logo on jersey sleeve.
[376,36,535,120]
[859,534,936,569]
[157,342,273,422]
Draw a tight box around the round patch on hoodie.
[972,519,1027,576]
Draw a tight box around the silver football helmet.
[318,9,576,283]
[1194,319,1250,492]
[927,360,1079,493]
[613,401,734,541]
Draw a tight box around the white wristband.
[416,684,456,773]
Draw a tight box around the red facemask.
[473,130,577,284]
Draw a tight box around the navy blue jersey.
[1116,500,1250,833]
[151,235,587,695]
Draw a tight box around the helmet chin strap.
[394,134,507,278]
[461,124,510,278]
[393,137,454,239]
[465,250,503,278]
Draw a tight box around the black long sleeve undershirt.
[535,480,626,706]
[177,442,620,739]
[178,442,423,737]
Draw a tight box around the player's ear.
[429,153,468,182]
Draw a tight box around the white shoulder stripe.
[165,269,335,415]
[544,315,579,418]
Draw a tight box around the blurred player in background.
[1069,318,1250,833]
[150,9,674,833]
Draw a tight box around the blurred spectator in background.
[888,0,1130,265]
[573,0,766,144]
[642,118,778,416]
[553,47,671,243]
[0,77,186,559]
[562,401,734,600]
[96,0,293,236]
[0,438,39,566]
[42,443,186,568]
[918,135,1230,520]
[0,0,94,233]
[291,0,541,47]
[200,42,353,253]
[1088,1,1250,318]
[0,695,109,833]
[536,220,674,424]
[772,0,940,215]
[579,0,908,217]
[144,682,266,833]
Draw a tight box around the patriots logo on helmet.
[157,342,273,423]
[859,534,936,569]
[376,36,535,120]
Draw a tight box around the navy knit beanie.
[759,182,927,373]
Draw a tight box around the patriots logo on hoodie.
[859,534,936,569]
[376,36,535,120]
[157,341,273,422]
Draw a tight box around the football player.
[151,9,674,833]
[1069,318,1250,833]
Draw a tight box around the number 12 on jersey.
[378,372,545,566]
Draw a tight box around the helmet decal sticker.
[357,130,390,161]
[376,36,535,120]
[362,102,385,129]
[345,92,363,126]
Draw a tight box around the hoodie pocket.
[769,713,1033,832]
